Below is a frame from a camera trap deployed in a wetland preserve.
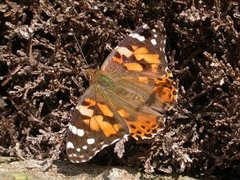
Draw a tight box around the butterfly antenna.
[67,1,88,66]
[70,29,89,67]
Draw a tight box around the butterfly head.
[81,68,96,81]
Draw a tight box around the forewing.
[102,21,168,76]
[102,21,177,109]
[66,85,129,163]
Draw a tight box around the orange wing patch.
[112,46,162,72]
[151,64,159,73]
[154,75,177,104]
[133,46,161,64]
[97,103,114,117]
[137,77,149,84]
[117,109,130,118]
[131,45,138,50]
[133,47,148,54]
[115,108,162,139]
[112,56,124,64]
[125,114,163,140]
[79,99,124,137]
[83,116,122,137]
[123,63,143,72]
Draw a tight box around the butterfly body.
[67,21,177,163]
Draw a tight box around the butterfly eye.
[82,68,95,80]
[87,74,93,80]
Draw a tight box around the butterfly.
[66,21,177,163]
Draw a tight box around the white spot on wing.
[68,154,73,158]
[71,125,77,135]
[77,128,84,137]
[137,36,145,41]
[151,39,157,45]
[163,39,166,45]
[69,137,124,163]
[154,34,157,38]
[68,124,73,131]
[87,138,95,145]
[152,29,156,32]
[115,47,133,58]
[78,105,94,117]
[79,155,85,158]
[76,148,81,152]
[130,33,145,42]
[66,142,74,149]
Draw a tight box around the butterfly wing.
[102,21,168,75]
[66,85,129,163]
[98,73,167,140]
[101,21,177,139]
[102,21,177,107]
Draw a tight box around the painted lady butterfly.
[66,21,177,163]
